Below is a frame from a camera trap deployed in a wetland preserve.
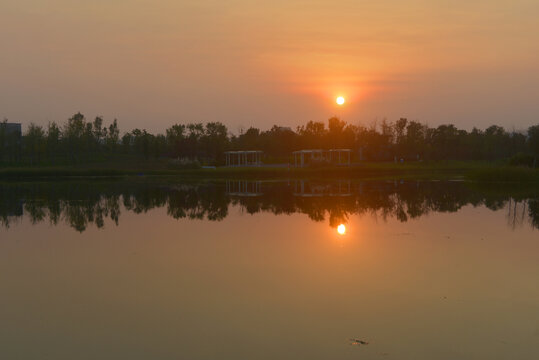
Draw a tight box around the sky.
[1,0,538,134]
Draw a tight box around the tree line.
[1,113,539,166]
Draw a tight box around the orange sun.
[336,96,345,105]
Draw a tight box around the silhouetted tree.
[528,125,539,167]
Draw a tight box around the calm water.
[1,179,538,359]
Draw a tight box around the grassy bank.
[467,166,539,183]
[2,160,537,182]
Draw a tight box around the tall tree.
[107,119,120,154]
[166,124,186,157]
[528,125,539,167]
[204,122,229,162]
[63,112,86,163]
[46,122,61,164]
[25,123,45,165]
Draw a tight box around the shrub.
[509,153,535,167]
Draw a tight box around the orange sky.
[1,0,538,133]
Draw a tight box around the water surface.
[1,180,538,359]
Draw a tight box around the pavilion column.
[301,153,304,167]
[348,151,350,166]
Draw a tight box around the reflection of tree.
[506,198,528,230]
[529,199,539,229]
[0,180,538,232]
[167,185,228,221]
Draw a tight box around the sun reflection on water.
[337,224,346,235]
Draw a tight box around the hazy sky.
[1,0,538,133]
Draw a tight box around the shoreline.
[0,162,537,183]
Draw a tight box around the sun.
[336,96,345,105]
[337,224,346,235]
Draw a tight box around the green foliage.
[509,153,535,167]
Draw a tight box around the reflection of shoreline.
[1,180,538,232]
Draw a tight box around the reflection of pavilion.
[225,180,263,197]
[293,180,352,197]
[293,149,351,167]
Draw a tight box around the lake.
[1,179,538,359]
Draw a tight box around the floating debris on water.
[349,338,369,346]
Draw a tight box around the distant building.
[276,126,293,132]
[4,123,22,137]
[1,123,22,161]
